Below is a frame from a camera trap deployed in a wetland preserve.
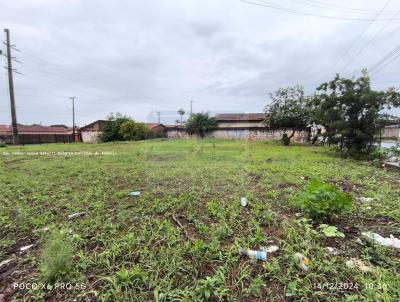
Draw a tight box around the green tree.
[264,85,311,145]
[177,108,186,126]
[310,72,400,158]
[185,113,217,138]
[99,113,131,142]
[119,121,151,141]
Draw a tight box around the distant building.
[214,113,266,128]
[166,112,310,142]
[144,123,166,137]
[80,120,110,143]
[80,120,167,142]
[0,124,77,144]
[382,122,400,139]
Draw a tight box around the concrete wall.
[167,128,310,143]
[82,131,100,143]
[217,121,265,128]
[382,125,400,139]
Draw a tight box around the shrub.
[40,230,74,283]
[119,121,151,141]
[281,133,290,146]
[0,142,6,148]
[298,179,352,221]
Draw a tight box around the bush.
[298,179,352,221]
[119,121,151,141]
[0,142,6,148]
[40,230,74,283]
[281,133,290,146]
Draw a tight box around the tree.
[99,113,131,142]
[177,108,185,126]
[310,72,400,158]
[185,113,217,138]
[119,121,151,141]
[264,85,311,144]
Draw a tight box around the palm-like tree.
[177,108,185,126]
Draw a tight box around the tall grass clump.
[40,230,74,283]
[298,179,352,221]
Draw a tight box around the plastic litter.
[294,253,309,271]
[325,247,340,256]
[240,197,247,207]
[361,232,400,249]
[129,191,141,196]
[239,248,267,261]
[0,259,13,269]
[20,244,34,252]
[68,212,86,220]
[346,258,373,272]
[262,245,279,253]
[357,197,373,203]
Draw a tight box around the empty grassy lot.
[0,139,399,301]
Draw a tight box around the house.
[80,120,167,142]
[214,113,266,128]
[0,124,77,144]
[145,123,166,137]
[80,120,110,143]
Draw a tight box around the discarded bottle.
[239,248,267,261]
[129,191,141,196]
[240,197,247,207]
[294,252,309,271]
[67,212,86,220]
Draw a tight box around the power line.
[240,0,399,21]
[327,0,392,75]
[344,8,400,75]
[300,0,397,14]
[369,41,400,74]
[371,50,400,75]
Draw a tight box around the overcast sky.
[1,0,399,127]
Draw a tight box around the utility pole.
[4,29,19,144]
[190,100,194,117]
[70,97,76,141]
[156,111,161,124]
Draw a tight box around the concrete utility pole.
[156,111,161,124]
[69,97,76,140]
[4,29,19,144]
[190,100,194,117]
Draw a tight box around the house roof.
[214,113,265,122]
[145,123,165,129]
[0,124,72,134]
[80,120,109,131]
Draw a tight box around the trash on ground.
[294,213,302,217]
[346,258,373,272]
[294,253,309,271]
[239,248,267,261]
[325,247,340,256]
[68,212,86,220]
[319,224,345,238]
[240,197,247,207]
[300,176,309,180]
[129,191,141,196]
[361,232,400,249]
[172,215,194,242]
[357,197,373,203]
[0,258,15,272]
[20,244,34,253]
[262,245,279,253]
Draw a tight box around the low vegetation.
[0,140,399,301]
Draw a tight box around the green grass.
[0,139,399,301]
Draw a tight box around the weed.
[40,230,74,283]
[297,179,352,220]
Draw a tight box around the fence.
[0,134,74,145]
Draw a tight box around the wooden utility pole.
[70,97,76,141]
[4,29,19,144]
